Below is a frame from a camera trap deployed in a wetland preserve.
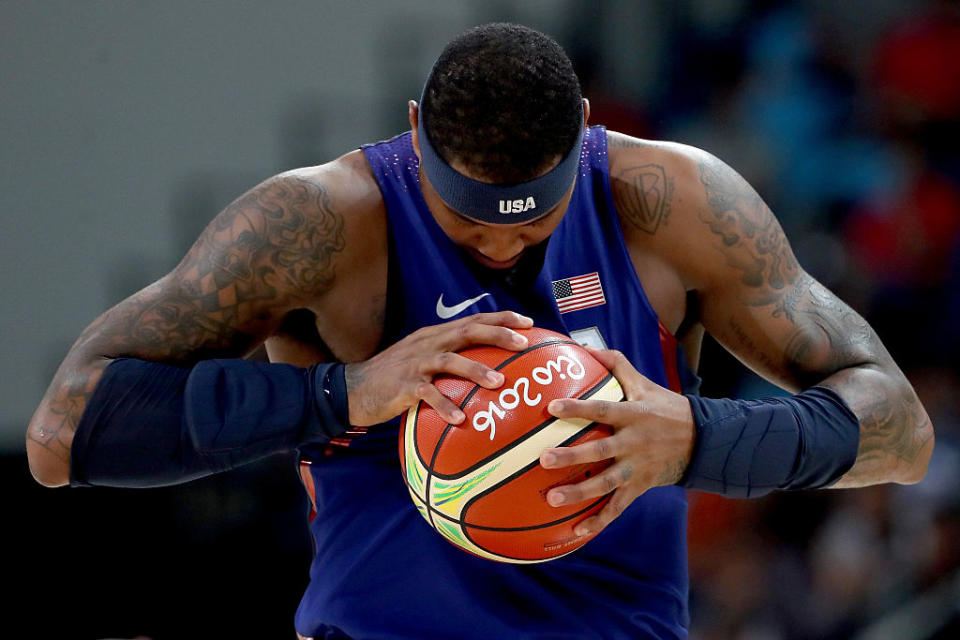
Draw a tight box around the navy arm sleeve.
[69,358,349,488]
[679,387,860,498]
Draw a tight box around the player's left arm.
[542,139,933,534]
[685,151,933,488]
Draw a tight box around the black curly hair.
[420,23,583,184]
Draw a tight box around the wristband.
[678,387,860,498]
[320,363,369,446]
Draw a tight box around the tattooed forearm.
[612,163,674,234]
[788,286,933,485]
[698,157,799,293]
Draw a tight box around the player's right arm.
[26,170,348,487]
[27,155,529,488]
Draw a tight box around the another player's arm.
[26,170,350,487]
[671,147,933,487]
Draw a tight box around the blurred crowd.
[564,1,960,637]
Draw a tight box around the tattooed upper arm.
[26,172,348,484]
[692,152,871,387]
[696,156,800,298]
[78,174,346,363]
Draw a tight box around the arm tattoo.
[827,368,932,487]
[29,363,106,464]
[780,276,874,382]
[28,176,346,460]
[784,280,933,485]
[100,176,344,362]
[606,133,652,150]
[698,157,799,292]
[612,163,674,235]
[697,155,931,485]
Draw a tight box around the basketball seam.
[429,371,615,480]
[420,339,579,529]
[440,420,611,532]
[427,491,608,532]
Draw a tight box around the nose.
[475,229,526,262]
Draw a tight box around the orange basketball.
[399,327,623,563]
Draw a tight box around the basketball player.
[27,23,932,639]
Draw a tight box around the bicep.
[689,153,882,389]
[27,173,346,483]
[702,272,882,392]
[82,173,345,363]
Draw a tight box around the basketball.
[399,327,624,563]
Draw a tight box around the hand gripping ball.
[400,327,623,563]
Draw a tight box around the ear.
[408,100,421,159]
[582,98,591,129]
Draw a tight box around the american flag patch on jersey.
[552,272,606,314]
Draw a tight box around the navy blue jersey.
[294,126,690,639]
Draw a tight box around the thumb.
[584,347,650,398]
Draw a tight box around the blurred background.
[3,1,958,638]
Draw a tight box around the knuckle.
[594,437,612,460]
[414,382,429,397]
[603,492,624,515]
[602,473,619,494]
[591,401,609,419]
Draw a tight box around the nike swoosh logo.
[436,292,492,319]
